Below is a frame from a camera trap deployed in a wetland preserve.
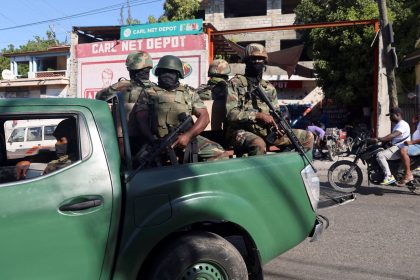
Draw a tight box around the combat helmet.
[126,51,153,70]
[208,59,231,76]
[53,118,77,142]
[244,43,268,61]
[155,55,185,78]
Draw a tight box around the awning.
[216,36,314,78]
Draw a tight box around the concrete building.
[0,46,70,98]
[198,0,323,108]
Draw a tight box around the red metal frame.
[207,19,380,135]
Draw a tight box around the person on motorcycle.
[398,114,420,185]
[373,107,411,185]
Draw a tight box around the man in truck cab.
[96,51,155,155]
[132,55,228,163]
[225,43,314,156]
[15,117,78,179]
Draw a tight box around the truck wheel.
[144,231,248,280]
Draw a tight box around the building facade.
[0,46,70,98]
[199,0,324,108]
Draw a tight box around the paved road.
[263,158,420,280]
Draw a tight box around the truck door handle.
[59,199,102,211]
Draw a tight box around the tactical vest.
[233,75,273,137]
[126,80,154,103]
[145,85,194,138]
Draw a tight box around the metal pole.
[373,21,380,137]
[377,0,398,108]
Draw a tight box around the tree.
[391,0,420,97]
[294,0,413,106]
[163,0,200,21]
[0,29,63,76]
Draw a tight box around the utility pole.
[377,0,398,108]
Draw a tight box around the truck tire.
[144,231,248,280]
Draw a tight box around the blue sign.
[120,19,203,40]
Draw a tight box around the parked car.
[5,119,63,159]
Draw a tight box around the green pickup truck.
[0,96,324,280]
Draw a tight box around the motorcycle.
[323,128,353,161]
[327,132,420,194]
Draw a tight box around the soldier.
[197,59,231,130]
[16,118,78,179]
[133,55,228,163]
[95,51,154,103]
[43,118,78,174]
[225,43,314,156]
[198,59,231,101]
[96,51,155,155]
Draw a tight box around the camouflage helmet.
[155,55,185,78]
[208,59,231,76]
[125,51,153,70]
[244,43,268,61]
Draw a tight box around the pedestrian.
[132,55,228,164]
[372,107,411,185]
[225,43,314,156]
[398,114,420,185]
[306,122,325,157]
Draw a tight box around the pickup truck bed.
[0,97,325,280]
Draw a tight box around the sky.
[0,0,165,50]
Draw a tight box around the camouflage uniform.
[198,59,231,101]
[225,43,313,156]
[43,154,74,174]
[96,51,155,154]
[197,77,229,101]
[226,75,313,155]
[133,83,227,162]
[95,51,154,115]
[197,59,231,131]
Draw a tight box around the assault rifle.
[251,85,316,172]
[127,113,193,180]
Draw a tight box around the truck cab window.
[0,115,88,183]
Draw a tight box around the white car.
[6,119,64,159]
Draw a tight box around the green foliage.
[163,0,200,21]
[0,30,63,76]
[392,0,419,94]
[148,15,157,23]
[294,0,416,106]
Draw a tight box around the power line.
[0,11,37,36]
[0,0,162,32]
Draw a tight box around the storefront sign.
[120,19,202,40]
[76,34,208,99]
[270,80,303,89]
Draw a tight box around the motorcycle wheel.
[328,160,363,193]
